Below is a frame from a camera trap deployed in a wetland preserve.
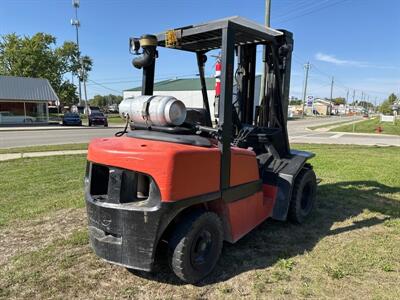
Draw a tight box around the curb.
[0,125,124,132]
[0,150,88,162]
[306,118,363,132]
[328,131,400,138]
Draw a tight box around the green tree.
[89,94,123,108]
[332,97,346,105]
[0,33,93,106]
[358,101,374,109]
[379,93,398,115]
[289,99,302,105]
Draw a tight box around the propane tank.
[119,95,187,126]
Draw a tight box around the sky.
[1,0,399,103]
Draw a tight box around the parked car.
[88,112,108,127]
[0,111,35,124]
[62,112,82,126]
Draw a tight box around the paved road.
[288,116,400,146]
[0,127,120,148]
[0,117,399,148]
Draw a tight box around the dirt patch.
[0,208,86,266]
[1,211,399,299]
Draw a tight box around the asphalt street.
[0,117,399,148]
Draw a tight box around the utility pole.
[71,0,82,105]
[259,0,272,121]
[330,76,334,102]
[301,62,311,118]
[80,57,88,108]
[346,89,349,103]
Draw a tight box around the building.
[313,98,333,116]
[124,76,261,117]
[0,76,59,125]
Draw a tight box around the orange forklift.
[85,16,317,283]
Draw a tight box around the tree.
[289,99,302,105]
[379,93,398,115]
[89,94,123,108]
[358,101,374,109]
[0,33,93,106]
[332,97,346,105]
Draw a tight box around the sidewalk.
[0,124,124,132]
[0,150,88,161]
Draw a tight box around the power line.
[87,73,199,86]
[87,79,122,93]
[274,0,349,24]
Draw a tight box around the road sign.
[307,95,314,107]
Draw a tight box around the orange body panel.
[87,137,220,201]
[226,184,278,242]
[230,147,259,186]
[88,136,278,242]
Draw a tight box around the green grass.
[331,117,400,135]
[0,155,86,226]
[1,144,400,299]
[107,114,125,124]
[308,119,359,130]
[0,143,88,154]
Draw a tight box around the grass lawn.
[331,117,400,135]
[0,155,86,226]
[0,143,88,154]
[308,119,359,130]
[107,114,125,124]
[1,144,399,299]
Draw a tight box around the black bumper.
[90,119,107,125]
[85,192,165,271]
[84,162,220,271]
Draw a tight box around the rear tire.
[288,167,317,224]
[168,211,223,283]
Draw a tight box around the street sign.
[307,95,314,107]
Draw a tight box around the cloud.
[314,53,399,70]
[315,53,368,67]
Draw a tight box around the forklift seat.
[184,108,210,126]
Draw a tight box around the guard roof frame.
[155,16,284,52]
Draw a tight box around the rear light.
[88,163,156,204]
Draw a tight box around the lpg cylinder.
[119,95,187,126]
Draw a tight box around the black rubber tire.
[288,167,317,224]
[104,123,108,127]
[168,211,223,283]
[88,121,92,127]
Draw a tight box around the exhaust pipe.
[132,35,158,69]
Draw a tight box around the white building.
[0,76,59,125]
